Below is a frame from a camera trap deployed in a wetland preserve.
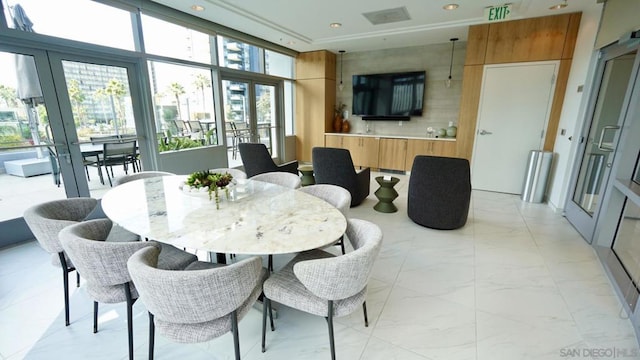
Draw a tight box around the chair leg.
[58,252,71,326]
[326,300,336,360]
[231,310,240,360]
[125,282,136,360]
[148,312,155,360]
[93,301,99,333]
[268,298,274,331]
[268,255,273,272]
[339,235,345,254]
[77,272,80,287]
[363,301,369,327]
[261,296,268,352]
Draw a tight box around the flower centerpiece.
[184,170,234,209]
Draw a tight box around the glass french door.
[221,77,280,167]
[565,44,639,242]
[0,45,144,246]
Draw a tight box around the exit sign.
[485,4,512,22]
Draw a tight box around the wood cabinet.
[378,138,407,171]
[405,139,456,170]
[325,135,456,171]
[343,136,379,168]
[324,134,343,148]
[324,134,379,168]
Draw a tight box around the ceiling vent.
[363,7,411,26]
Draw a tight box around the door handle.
[478,129,493,135]
[597,125,619,151]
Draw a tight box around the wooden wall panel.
[544,59,572,151]
[295,78,334,162]
[465,25,489,65]
[296,50,336,80]
[562,13,583,59]
[456,65,484,161]
[485,14,572,64]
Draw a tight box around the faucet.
[366,121,371,134]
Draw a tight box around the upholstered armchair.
[261,218,382,359]
[112,171,175,186]
[238,142,298,178]
[23,197,98,326]
[59,218,197,360]
[312,147,370,207]
[251,171,302,189]
[298,184,351,253]
[407,155,471,230]
[127,246,267,360]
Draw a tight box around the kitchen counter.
[324,132,456,141]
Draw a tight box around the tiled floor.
[1,171,639,360]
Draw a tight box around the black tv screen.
[352,71,425,120]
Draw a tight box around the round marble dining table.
[100,175,347,258]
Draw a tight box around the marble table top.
[101,175,347,255]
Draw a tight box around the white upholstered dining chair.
[112,170,175,186]
[59,218,197,360]
[251,171,301,189]
[23,197,97,326]
[127,246,267,360]
[261,218,382,359]
[298,184,351,253]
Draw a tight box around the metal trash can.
[521,150,553,203]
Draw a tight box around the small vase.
[333,116,342,133]
[341,119,350,133]
[446,121,457,138]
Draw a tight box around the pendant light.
[338,50,345,91]
[445,38,458,88]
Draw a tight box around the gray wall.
[336,42,466,137]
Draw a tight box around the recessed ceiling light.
[191,5,205,11]
[443,4,459,10]
[549,0,567,10]
[287,41,296,45]
[330,23,342,28]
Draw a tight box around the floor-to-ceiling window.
[0,0,296,246]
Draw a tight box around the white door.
[471,61,559,194]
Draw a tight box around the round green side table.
[374,176,400,213]
[298,164,315,186]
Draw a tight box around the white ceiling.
[152,0,602,53]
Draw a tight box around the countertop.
[324,132,456,141]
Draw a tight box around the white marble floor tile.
[2,172,639,360]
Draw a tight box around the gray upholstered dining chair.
[59,218,197,360]
[210,167,247,180]
[312,147,370,207]
[127,246,267,360]
[261,218,382,359]
[23,197,98,326]
[113,170,176,186]
[238,142,298,178]
[298,184,351,254]
[251,171,301,189]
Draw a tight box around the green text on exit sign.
[485,4,512,22]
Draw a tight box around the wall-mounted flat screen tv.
[352,71,425,120]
